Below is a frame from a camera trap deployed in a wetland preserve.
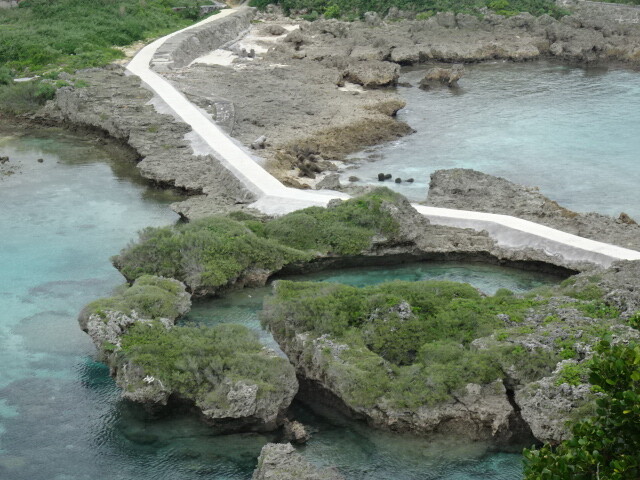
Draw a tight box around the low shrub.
[262,279,556,408]
[0,79,56,114]
[82,275,187,321]
[114,189,404,293]
[120,323,290,399]
[524,340,640,479]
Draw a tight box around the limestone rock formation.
[78,275,191,355]
[341,60,400,88]
[419,64,465,89]
[252,443,344,480]
[78,275,298,433]
[282,419,311,444]
[427,168,640,251]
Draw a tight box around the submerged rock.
[419,64,465,89]
[282,419,311,445]
[252,443,344,480]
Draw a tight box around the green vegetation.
[0,79,56,114]
[554,361,591,387]
[82,275,187,321]
[113,189,403,293]
[120,322,291,400]
[524,340,640,480]
[262,280,559,408]
[0,0,210,76]
[250,0,568,20]
[264,188,401,255]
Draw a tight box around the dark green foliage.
[83,275,186,321]
[0,0,210,75]
[113,216,311,292]
[249,0,568,19]
[264,188,401,255]
[0,79,56,114]
[262,279,554,407]
[524,340,640,480]
[0,66,12,85]
[120,323,289,399]
[114,189,403,292]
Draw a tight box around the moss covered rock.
[111,189,433,297]
[261,271,640,444]
[78,275,191,356]
[116,323,298,432]
[78,275,297,433]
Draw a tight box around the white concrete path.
[126,8,640,268]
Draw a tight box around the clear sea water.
[342,61,640,220]
[0,126,563,479]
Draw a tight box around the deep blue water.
[342,61,640,220]
[0,127,557,479]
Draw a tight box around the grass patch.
[113,189,404,293]
[0,0,212,76]
[119,322,292,400]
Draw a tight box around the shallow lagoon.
[342,61,640,220]
[0,127,563,479]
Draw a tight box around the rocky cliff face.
[78,275,298,433]
[263,260,640,446]
[427,168,640,252]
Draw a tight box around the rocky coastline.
[18,1,638,218]
[45,2,640,477]
[427,168,640,252]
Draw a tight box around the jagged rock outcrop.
[252,443,344,480]
[78,275,191,354]
[515,363,593,444]
[340,60,400,88]
[419,64,465,89]
[263,261,640,445]
[427,168,640,252]
[39,67,254,213]
[265,322,525,444]
[78,275,298,433]
[282,419,311,444]
[570,260,640,316]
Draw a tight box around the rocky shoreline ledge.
[20,1,639,218]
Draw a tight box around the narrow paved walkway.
[126,8,640,268]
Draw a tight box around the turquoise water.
[0,128,559,479]
[342,61,640,219]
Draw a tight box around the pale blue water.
[343,61,640,219]
[0,128,558,479]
